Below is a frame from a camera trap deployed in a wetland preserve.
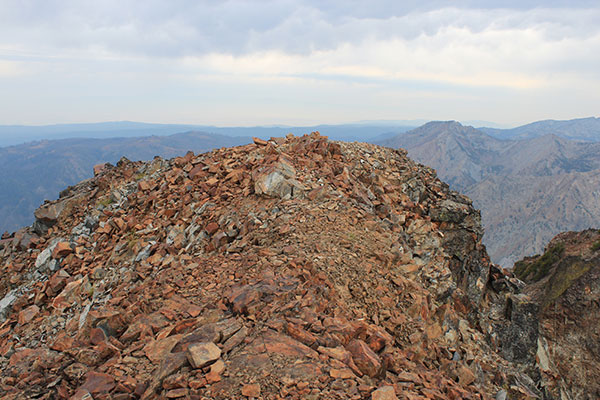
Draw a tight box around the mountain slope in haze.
[379,121,506,189]
[481,116,600,141]
[0,132,251,233]
[379,121,600,267]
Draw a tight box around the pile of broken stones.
[0,133,543,399]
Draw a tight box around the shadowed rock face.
[513,229,600,399]
[0,132,587,399]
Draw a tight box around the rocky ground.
[0,133,577,399]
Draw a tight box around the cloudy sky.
[1,0,599,126]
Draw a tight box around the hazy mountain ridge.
[481,116,600,141]
[0,121,414,147]
[379,121,600,267]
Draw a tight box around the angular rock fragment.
[186,342,221,369]
[346,339,383,378]
[371,386,397,400]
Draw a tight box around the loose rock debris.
[0,132,543,399]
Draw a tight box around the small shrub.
[591,240,600,252]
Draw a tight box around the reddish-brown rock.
[371,386,397,400]
[186,342,221,369]
[241,383,261,397]
[346,339,383,378]
[93,163,110,176]
[18,304,39,325]
[252,137,268,146]
[144,335,181,363]
[80,371,115,394]
[165,388,188,398]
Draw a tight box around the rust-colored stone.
[241,383,261,397]
[346,339,383,378]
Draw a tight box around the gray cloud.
[1,0,599,59]
[0,0,599,126]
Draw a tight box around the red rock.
[210,359,226,375]
[458,365,476,386]
[0,133,561,400]
[93,163,109,176]
[317,346,353,363]
[346,339,383,378]
[205,222,219,235]
[287,322,318,347]
[34,200,66,229]
[80,371,115,394]
[329,368,355,379]
[259,331,318,359]
[64,363,88,381]
[52,241,72,258]
[186,342,221,369]
[142,352,188,399]
[51,278,84,311]
[242,383,261,397]
[51,331,75,352]
[18,304,39,325]
[89,327,107,345]
[253,137,268,146]
[165,388,188,398]
[222,325,248,353]
[367,329,391,353]
[371,386,397,400]
[162,373,187,390]
[144,335,181,363]
[189,378,207,390]
[138,180,151,191]
[228,285,261,315]
[70,388,93,400]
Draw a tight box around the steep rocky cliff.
[0,133,573,399]
[514,229,600,399]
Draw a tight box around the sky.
[1,0,599,127]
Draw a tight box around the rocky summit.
[0,132,584,399]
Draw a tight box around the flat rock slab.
[187,342,222,369]
[372,385,397,400]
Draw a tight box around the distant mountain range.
[2,117,597,148]
[0,121,414,147]
[378,120,600,267]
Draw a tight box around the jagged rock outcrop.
[513,229,600,399]
[0,133,562,399]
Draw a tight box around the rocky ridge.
[0,133,546,399]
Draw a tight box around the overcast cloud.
[1,0,599,126]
